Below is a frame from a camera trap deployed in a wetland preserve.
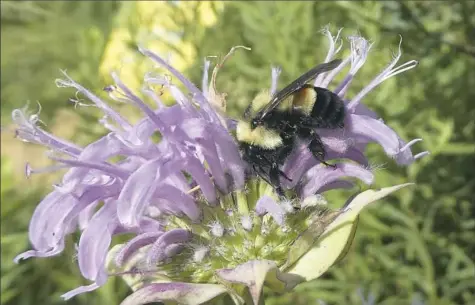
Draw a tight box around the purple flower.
[12,27,427,305]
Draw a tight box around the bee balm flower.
[12,28,427,305]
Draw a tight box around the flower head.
[12,28,427,305]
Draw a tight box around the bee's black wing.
[255,59,342,121]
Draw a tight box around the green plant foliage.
[1,2,131,305]
[1,1,474,305]
[1,1,118,118]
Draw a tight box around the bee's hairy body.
[236,60,346,196]
[252,85,345,130]
[236,121,294,195]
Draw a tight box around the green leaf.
[287,184,413,281]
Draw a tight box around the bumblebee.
[236,59,345,195]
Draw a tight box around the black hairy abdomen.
[309,87,345,129]
[260,87,345,133]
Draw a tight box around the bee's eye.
[250,119,259,129]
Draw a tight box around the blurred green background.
[1,1,474,305]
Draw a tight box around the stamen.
[321,26,344,62]
[383,60,418,81]
[186,185,201,194]
[47,154,130,179]
[209,45,251,114]
[143,73,170,106]
[25,162,70,178]
[106,84,133,104]
[103,85,116,92]
[30,101,46,126]
[69,97,96,109]
[270,66,282,96]
[348,36,417,110]
[202,58,211,99]
[12,108,33,128]
[142,88,165,109]
[12,108,82,156]
[56,71,132,130]
[314,27,344,86]
[169,84,195,111]
[98,115,121,133]
[336,36,373,97]
[400,138,422,152]
[414,151,430,159]
[211,46,251,94]
[144,73,172,86]
[321,56,351,89]
[348,35,373,74]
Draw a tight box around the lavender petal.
[146,229,191,266]
[347,114,400,156]
[301,163,374,198]
[255,196,286,226]
[120,282,228,305]
[77,202,118,279]
[27,191,74,253]
[154,185,201,221]
[117,158,164,228]
[115,232,163,267]
[183,156,217,204]
[61,282,102,301]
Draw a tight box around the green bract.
[108,183,413,305]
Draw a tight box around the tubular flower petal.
[120,283,229,305]
[11,27,426,304]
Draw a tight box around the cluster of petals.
[11,27,427,305]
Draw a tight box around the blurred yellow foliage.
[99,1,222,94]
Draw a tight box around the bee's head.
[250,118,261,130]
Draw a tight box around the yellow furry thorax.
[236,121,282,149]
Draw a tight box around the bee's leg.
[259,155,287,194]
[279,170,292,182]
[253,164,274,186]
[269,164,285,196]
[307,131,337,169]
[255,150,288,195]
[275,141,294,182]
